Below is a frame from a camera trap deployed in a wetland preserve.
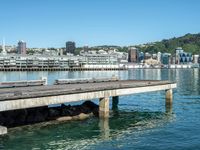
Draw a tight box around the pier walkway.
[0,79,176,135]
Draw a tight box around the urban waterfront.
[0,69,199,149]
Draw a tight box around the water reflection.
[165,103,173,114]
[99,118,110,140]
[0,108,175,150]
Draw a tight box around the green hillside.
[137,33,200,54]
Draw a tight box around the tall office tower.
[17,40,26,55]
[65,41,76,54]
[128,47,140,63]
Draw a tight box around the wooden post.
[166,89,173,113]
[99,97,109,118]
[112,96,119,111]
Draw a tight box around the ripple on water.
[0,110,175,150]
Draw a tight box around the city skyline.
[0,0,200,48]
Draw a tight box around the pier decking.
[0,79,176,135]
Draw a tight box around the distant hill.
[137,33,200,54]
[74,33,200,55]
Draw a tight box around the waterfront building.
[193,55,199,64]
[1,38,7,55]
[17,40,26,55]
[161,53,171,65]
[83,45,89,53]
[175,47,192,64]
[0,54,70,69]
[139,52,144,62]
[128,47,139,63]
[83,54,118,65]
[65,41,76,54]
[152,54,157,60]
[98,49,107,55]
[0,53,120,69]
[42,49,58,56]
[198,56,200,64]
[157,52,162,63]
[175,47,184,54]
[144,52,151,60]
[58,49,63,56]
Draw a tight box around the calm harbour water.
[0,69,200,150]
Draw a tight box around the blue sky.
[0,0,200,47]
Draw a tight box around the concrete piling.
[166,89,173,104]
[166,89,173,113]
[99,97,110,118]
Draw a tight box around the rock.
[81,101,99,116]
[82,101,99,111]
[0,126,7,135]
[1,110,17,127]
[0,113,5,126]
[0,101,99,128]
[48,108,61,118]
[78,113,90,120]
[92,107,99,117]
[14,109,27,126]
[26,107,48,124]
[56,116,72,121]
[69,106,82,116]
[72,115,80,120]
[60,105,71,116]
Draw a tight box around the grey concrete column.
[99,97,109,118]
[0,126,7,135]
[112,96,119,111]
[166,89,173,113]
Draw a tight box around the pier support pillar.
[112,96,119,111]
[165,89,173,113]
[0,126,7,135]
[99,97,109,118]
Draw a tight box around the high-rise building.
[65,41,76,54]
[17,40,26,55]
[128,47,139,63]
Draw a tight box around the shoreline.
[0,67,199,72]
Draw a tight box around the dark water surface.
[0,69,200,150]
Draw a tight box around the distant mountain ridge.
[137,33,200,54]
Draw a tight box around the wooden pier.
[0,78,176,135]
